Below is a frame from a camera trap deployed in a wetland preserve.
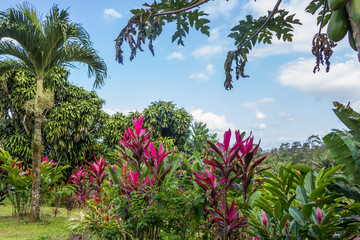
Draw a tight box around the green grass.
[0,198,79,240]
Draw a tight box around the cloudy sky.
[2,0,360,149]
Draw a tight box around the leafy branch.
[224,0,301,90]
[115,0,211,64]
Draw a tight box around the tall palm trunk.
[30,78,43,222]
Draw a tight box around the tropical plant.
[190,129,268,239]
[0,67,107,173]
[142,100,192,151]
[249,163,359,239]
[184,121,218,156]
[0,3,107,221]
[116,0,360,90]
[69,165,90,208]
[0,148,31,218]
[0,148,69,219]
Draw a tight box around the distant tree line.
[262,135,334,173]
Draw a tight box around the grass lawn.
[0,198,80,240]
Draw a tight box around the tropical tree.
[184,121,218,155]
[142,100,192,150]
[116,0,360,90]
[0,3,107,222]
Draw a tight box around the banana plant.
[323,102,360,201]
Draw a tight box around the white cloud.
[204,0,239,19]
[191,109,236,132]
[166,52,184,60]
[252,123,267,130]
[189,64,215,82]
[243,0,320,58]
[103,8,122,21]
[243,98,275,108]
[209,27,221,42]
[255,111,267,119]
[279,112,295,122]
[278,136,303,142]
[103,108,120,115]
[103,108,135,116]
[278,56,360,99]
[192,45,223,59]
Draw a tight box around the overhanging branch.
[154,0,210,16]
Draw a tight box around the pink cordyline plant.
[191,129,269,239]
[189,168,223,205]
[205,197,246,239]
[42,156,57,167]
[69,166,89,207]
[143,142,174,186]
[120,169,154,193]
[86,156,108,195]
[118,115,151,172]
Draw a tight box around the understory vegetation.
[1,100,360,239]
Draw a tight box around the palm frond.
[0,4,107,88]
[51,42,107,88]
[0,41,34,72]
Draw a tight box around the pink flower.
[262,210,268,228]
[316,207,322,224]
[285,219,289,229]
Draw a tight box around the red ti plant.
[69,166,89,207]
[118,115,151,173]
[190,168,223,206]
[191,129,269,239]
[205,197,246,239]
[119,169,155,193]
[234,130,269,212]
[143,142,174,186]
[86,156,108,196]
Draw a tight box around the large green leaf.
[290,207,306,226]
[333,104,360,142]
[323,132,360,184]
[308,183,327,202]
[304,172,314,196]
[296,185,308,207]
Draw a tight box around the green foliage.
[0,67,107,170]
[115,0,210,64]
[45,84,107,168]
[225,9,301,89]
[250,163,350,239]
[117,0,305,90]
[263,135,333,173]
[184,121,217,156]
[142,100,192,151]
[0,148,69,219]
[323,103,360,185]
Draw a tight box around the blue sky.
[2,0,360,150]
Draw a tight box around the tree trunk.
[29,78,43,223]
[347,2,360,61]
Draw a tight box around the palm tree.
[0,3,107,222]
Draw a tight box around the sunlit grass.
[0,198,81,240]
